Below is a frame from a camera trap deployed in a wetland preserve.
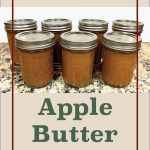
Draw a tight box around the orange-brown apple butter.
[42,19,72,71]
[79,19,108,71]
[15,31,55,88]
[102,32,142,87]
[60,31,97,87]
[4,19,37,67]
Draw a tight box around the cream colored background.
[0,94,149,150]
[0,0,150,7]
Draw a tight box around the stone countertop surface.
[0,43,150,93]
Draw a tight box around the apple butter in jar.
[60,31,97,87]
[15,31,55,88]
[4,19,37,69]
[112,19,144,36]
[41,18,72,71]
[79,19,108,71]
[102,32,142,87]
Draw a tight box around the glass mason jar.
[79,19,108,71]
[112,19,144,36]
[41,18,72,71]
[60,31,97,87]
[15,31,55,88]
[102,32,142,87]
[4,19,37,69]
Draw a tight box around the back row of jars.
[4,18,144,70]
[4,19,143,88]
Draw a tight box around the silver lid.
[4,19,37,31]
[41,18,72,32]
[102,32,142,52]
[79,19,108,32]
[112,19,144,33]
[15,31,55,50]
[60,31,97,51]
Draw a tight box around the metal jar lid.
[79,19,108,32]
[15,31,55,50]
[112,19,144,33]
[60,31,98,51]
[41,18,72,32]
[102,32,142,52]
[4,19,37,31]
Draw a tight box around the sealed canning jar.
[79,19,108,71]
[112,19,144,35]
[102,32,142,87]
[15,31,55,88]
[41,18,72,70]
[4,19,37,67]
[60,31,97,87]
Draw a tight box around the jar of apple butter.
[41,19,72,71]
[4,19,37,69]
[102,32,142,87]
[112,19,144,35]
[60,31,97,87]
[79,19,108,71]
[15,31,55,88]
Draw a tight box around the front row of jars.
[15,30,141,88]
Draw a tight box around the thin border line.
[12,0,14,149]
[136,0,139,150]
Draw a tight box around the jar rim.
[4,19,37,31]
[79,19,108,32]
[112,19,144,33]
[41,18,72,32]
[102,31,142,52]
[60,31,98,51]
[15,31,55,50]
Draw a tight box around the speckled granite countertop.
[0,43,150,93]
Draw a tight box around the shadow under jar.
[112,19,144,36]
[102,32,142,87]
[41,18,72,71]
[79,19,108,71]
[60,31,97,87]
[15,31,55,88]
[4,19,37,69]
